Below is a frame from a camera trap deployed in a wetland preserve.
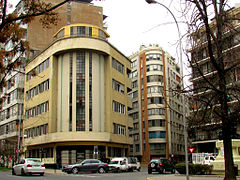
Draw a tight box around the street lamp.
[145,0,189,179]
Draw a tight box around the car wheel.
[114,167,119,173]
[148,170,152,174]
[12,168,16,175]
[128,168,133,172]
[72,167,79,174]
[98,167,106,174]
[40,173,44,176]
[21,168,25,176]
[137,167,141,172]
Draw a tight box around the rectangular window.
[112,100,125,114]
[26,58,50,81]
[89,27,92,36]
[112,79,125,94]
[131,60,137,68]
[70,26,74,36]
[112,58,124,74]
[113,123,126,135]
[77,26,86,36]
[76,51,85,131]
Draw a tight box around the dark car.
[62,159,109,174]
[148,158,175,174]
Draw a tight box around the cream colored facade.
[23,2,133,168]
[128,44,184,163]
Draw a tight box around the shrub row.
[175,163,213,175]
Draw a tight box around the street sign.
[188,147,195,154]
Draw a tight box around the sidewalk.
[45,169,65,175]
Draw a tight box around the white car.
[203,156,215,165]
[12,158,45,176]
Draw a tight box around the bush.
[175,163,213,175]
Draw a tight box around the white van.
[108,157,141,172]
[128,157,141,171]
[108,157,129,172]
[203,156,215,165]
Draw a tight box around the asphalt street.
[0,168,236,180]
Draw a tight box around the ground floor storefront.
[24,142,129,168]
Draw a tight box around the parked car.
[128,157,141,171]
[108,157,140,172]
[148,158,175,174]
[62,159,109,174]
[203,156,215,165]
[12,158,45,176]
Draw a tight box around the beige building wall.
[23,28,133,165]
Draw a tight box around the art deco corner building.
[23,1,133,168]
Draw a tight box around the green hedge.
[175,163,213,175]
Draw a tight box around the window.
[112,101,125,114]
[147,75,163,83]
[112,79,124,94]
[26,79,49,100]
[26,101,49,119]
[146,53,162,61]
[76,52,85,131]
[148,108,165,116]
[132,91,138,99]
[77,26,86,36]
[130,112,139,120]
[132,80,138,88]
[89,27,92,36]
[26,58,50,81]
[24,124,48,138]
[135,144,140,152]
[133,101,138,109]
[129,70,138,79]
[70,26,74,36]
[113,123,126,135]
[112,58,124,74]
[149,131,166,139]
[131,60,137,68]
[149,119,165,127]
[147,86,163,94]
[147,97,164,104]
[146,64,163,72]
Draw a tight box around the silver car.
[12,158,45,176]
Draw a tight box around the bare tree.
[183,0,240,179]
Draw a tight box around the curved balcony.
[53,24,110,41]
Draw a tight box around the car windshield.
[109,161,119,164]
[150,159,159,162]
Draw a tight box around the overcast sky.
[10,0,240,81]
[93,0,239,78]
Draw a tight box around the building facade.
[189,4,240,153]
[0,0,133,168]
[128,45,185,163]
[0,1,27,167]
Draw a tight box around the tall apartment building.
[189,4,240,153]
[1,0,133,168]
[128,44,185,163]
[0,2,27,167]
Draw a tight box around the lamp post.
[145,0,189,179]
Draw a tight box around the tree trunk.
[223,136,236,179]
